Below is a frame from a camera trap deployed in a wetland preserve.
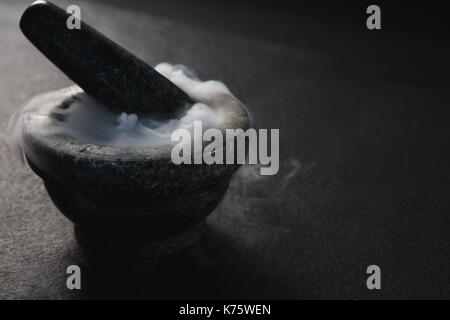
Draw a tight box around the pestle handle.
[20,0,193,117]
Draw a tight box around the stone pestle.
[20,0,193,118]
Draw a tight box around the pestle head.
[20,0,193,118]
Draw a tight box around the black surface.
[1,0,450,299]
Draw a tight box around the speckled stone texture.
[19,1,193,117]
[23,90,242,222]
[18,0,249,263]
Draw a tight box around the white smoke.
[214,158,314,234]
[4,63,234,160]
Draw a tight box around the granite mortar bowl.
[21,87,250,263]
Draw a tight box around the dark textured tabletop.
[1,0,449,299]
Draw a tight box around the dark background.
[0,0,449,299]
